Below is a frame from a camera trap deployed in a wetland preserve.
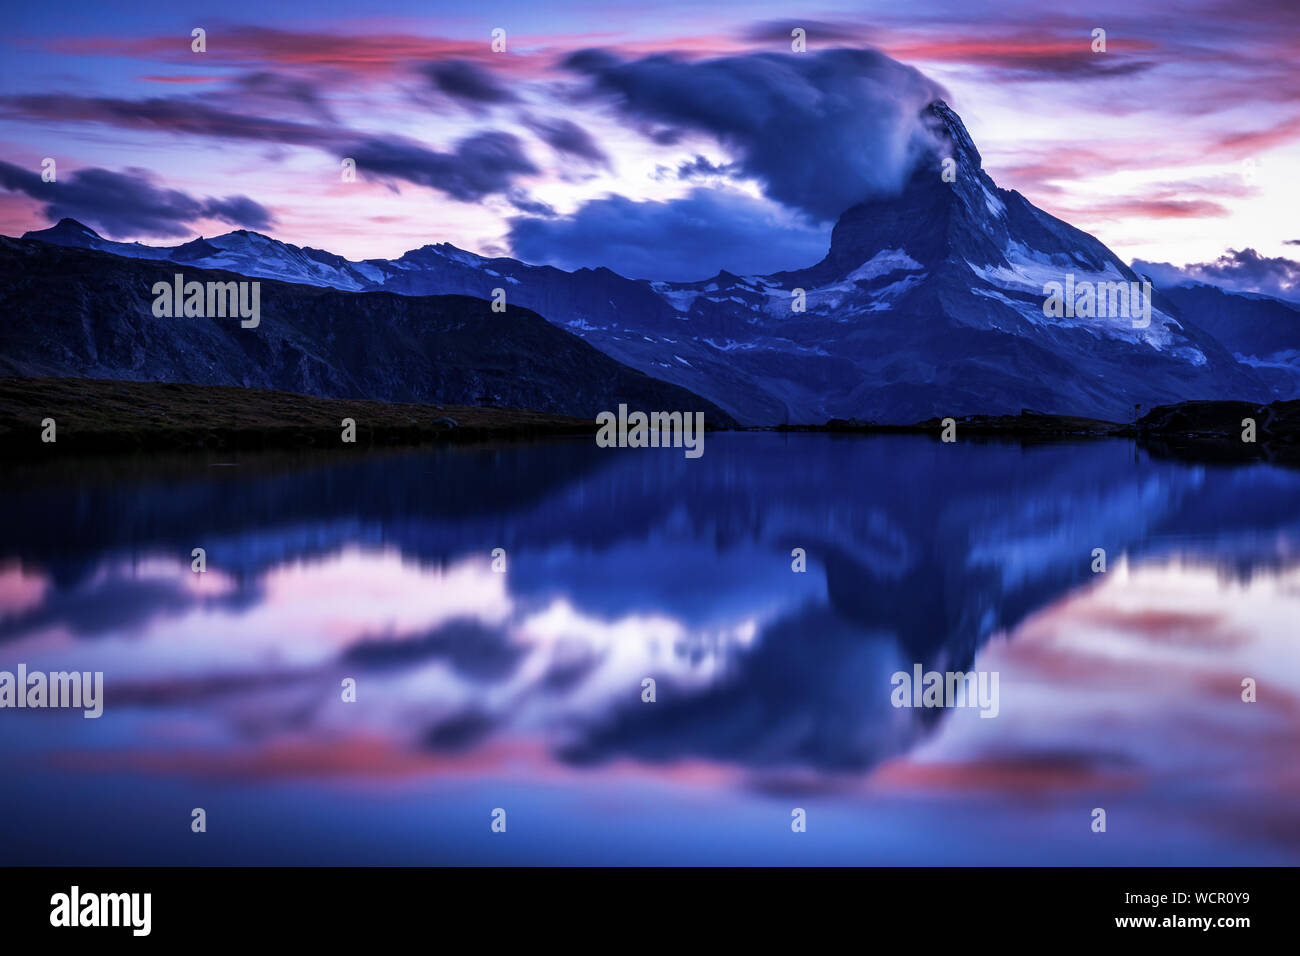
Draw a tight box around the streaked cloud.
[0,161,272,237]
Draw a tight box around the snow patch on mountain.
[845,248,925,283]
[651,284,703,313]
[967,242,1190,351]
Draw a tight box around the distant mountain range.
[11,100,1298,425]
[0,238,734,424]
[1159,283,1300,393]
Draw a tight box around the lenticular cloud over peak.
[565,46,951,221]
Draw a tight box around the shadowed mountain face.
[18,101,1285,426]
[0,238,734,424]
[1160,284,1300,393]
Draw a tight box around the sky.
[1,0,1298,291]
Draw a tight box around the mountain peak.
[23,218,102,242]
[228,229,276,242]
[813,98,1135,281]
[169,236,221,260]
[815,100,1004,276]
[923,100,982,170]
[55,217,96,232]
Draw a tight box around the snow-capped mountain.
[1158,283,1300,395]
[22,101,1285,425]
[23,217,380,290]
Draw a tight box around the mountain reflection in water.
[1,434,1297,865]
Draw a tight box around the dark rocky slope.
[0,238,733,425]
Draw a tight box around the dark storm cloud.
[0,162,273,237]
[198,194,276,230]
[343,618,525,683]
[520,114,609,166]
[229,70,337,122]
[659,155,739,181]
[0,93,338,146]
[563,47,948,221]
[506,190,557,217]
[0,93,537,203]
[508,187,828,281]
[419,59,520,109]
[346,131,537,201]
[742,19,876,44]
[1134,248,1300,304]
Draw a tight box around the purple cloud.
[0,93,538,203]
[564,47,948,220]
[1135,248,1300,304]
[0,162,273,238]
[347,131,537,200]
[420,60,520,110]
[508,187,829,281]
[520,114,609,166]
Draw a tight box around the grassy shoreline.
[769,403,1300,464]
[2,376,1296,463]
[0,376,594,456]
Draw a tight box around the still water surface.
[1,434,1297,864]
